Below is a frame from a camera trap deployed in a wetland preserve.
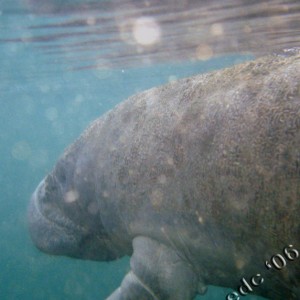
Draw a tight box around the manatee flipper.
[107,236,199,300]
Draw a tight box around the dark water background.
[1,0,299,299]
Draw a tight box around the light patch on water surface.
[132,17,161,46]
[196,44,214,61]
[86,16,97,26]
[210,23,224,36]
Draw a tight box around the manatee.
[28,51,300,300]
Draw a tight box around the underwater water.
[1,1,299,299]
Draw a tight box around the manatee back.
[78,53,300,241]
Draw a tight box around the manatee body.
[29,52,300,300]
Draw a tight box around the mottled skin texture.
[29,52,300,300]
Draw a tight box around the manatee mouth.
[28,179,118,261]
[28,178,84,257]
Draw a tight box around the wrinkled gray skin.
[29,52,300,300]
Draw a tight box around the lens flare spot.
[168,75,178,83]
[150,189,163,208]
[196,44,213,61]
[45,107,58,121]
[64,190,79,203]
[94,60,112,79]
[11,141,31,161]
[210,23,224,36]
[235,258,246,270]
[133,17,161,46]
[88,202,99,215]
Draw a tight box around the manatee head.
[28,151,120,261]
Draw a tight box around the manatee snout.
[28,175,116,261]
[28,177,80,256]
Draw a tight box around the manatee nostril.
[52,158,68,180]
[56,166,67,184]
[59,172,67,184]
